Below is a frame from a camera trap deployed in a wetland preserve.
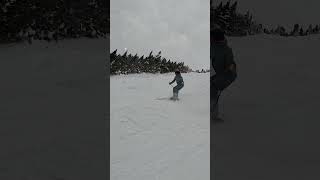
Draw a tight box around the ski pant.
[173,84,184,94]
[210,72,236,119]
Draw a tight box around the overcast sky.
[218,0,320,29]
[110,0,209,70]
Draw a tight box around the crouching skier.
[169,71,184,100]
[211,29,237,121]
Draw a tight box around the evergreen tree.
[217,2,223,9]
[307,24,313,35]
[299,27,304,36]
[291,24,300,36]
[230,1,238,14]
[314,25,319,34]
[224,1,230,10]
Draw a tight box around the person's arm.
[225,47,236,73]
[169,77,176,85]
[229,63,236,72]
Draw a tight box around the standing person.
[211,29,237,121]
[169,71,184,100]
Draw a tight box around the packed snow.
[2,33,319,179]
[0,39,106,180]
[111,34,320,180]
[213,34,320,180]
[110,73,210,180]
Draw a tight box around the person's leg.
[172,86,178,99]
[175,84,184,99]
[211,83,219,120]
[173,86,178,94]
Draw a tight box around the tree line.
[211,0,262,36]
[265,24,320,36]
[110,50,192,75]
[211,0,320,37]
[0,0,109,43]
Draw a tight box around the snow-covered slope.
[213,34,320,180]
[0,39,106,180]
[111,73,210,180]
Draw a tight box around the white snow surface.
[111,73,210,180]
[3,34,320,179]
[111,34,320,180]
[0,39,106,180]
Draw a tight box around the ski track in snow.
[111,73,210,180]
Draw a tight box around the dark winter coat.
[170,74,184,86]
[210,40,237,90]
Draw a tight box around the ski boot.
[170,92,179,101]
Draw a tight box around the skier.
[211,28,237,121]
[169,71,184,100]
